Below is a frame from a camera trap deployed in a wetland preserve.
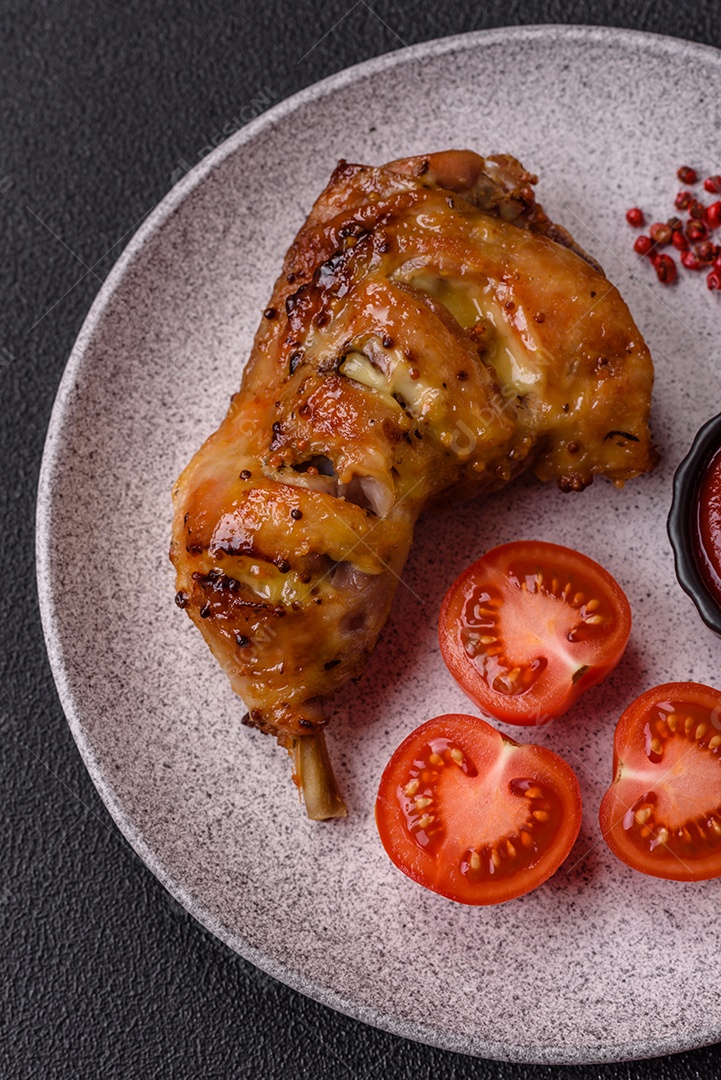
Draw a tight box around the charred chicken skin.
[170,150,656,819]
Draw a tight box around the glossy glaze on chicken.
[170,150,656,818]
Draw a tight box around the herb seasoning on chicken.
[170,150,657,819]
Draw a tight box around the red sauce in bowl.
[694,444,721,606]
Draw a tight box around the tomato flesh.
[600,682,721,881]
[375,714,582,905]
[439,541,632,725]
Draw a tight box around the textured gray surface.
[6,1,721,1077]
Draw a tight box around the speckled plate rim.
[35,24,721,1066]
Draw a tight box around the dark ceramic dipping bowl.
[668,412,721,635]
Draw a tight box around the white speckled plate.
[37,26,721,1065]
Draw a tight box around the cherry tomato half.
[439,541,632,725]
[600,682,721,881]
[375,713,582,905]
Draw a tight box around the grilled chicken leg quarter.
[170,150,656,819]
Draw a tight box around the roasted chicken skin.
[170,150,656,819]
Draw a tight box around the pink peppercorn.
[682,250,705,271]
[705,201,721,230]
[654,254,677,284]
[625,207,645,227]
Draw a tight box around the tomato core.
[376,714,582,904]
[440,542,631,724]
[396,735,563,877]
[600,683,721,880]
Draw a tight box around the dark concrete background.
[3,1,720,1076]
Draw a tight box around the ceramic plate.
[37,26,721,1064]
